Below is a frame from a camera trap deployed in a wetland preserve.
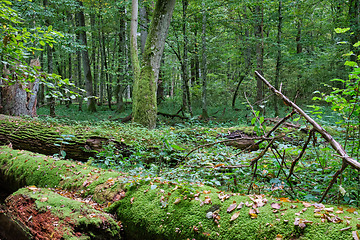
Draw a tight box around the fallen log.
[0,114,130,161]
[1,187,121,239]
[1,146,359,240]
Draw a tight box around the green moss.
[12,187,121,239]
[112,182,359,240]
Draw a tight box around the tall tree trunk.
[200,1,208,120]
[274,0,282,117]
[349,0,360,62]
[47,45,56,117]
[131,0,177,129]
[90,11,98,102]
[181,0,192,116]
[255,3,264,105]
[77,0,96,112]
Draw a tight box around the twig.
[319,162,348,203]
[287,128,316,179]
[185,136,274,159]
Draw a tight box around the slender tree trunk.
[200,1,208,120]
[255,4,264,105]
[47,45,56,117]
[274,0,282,117]
[349,0,360,62]
[90,11,98,101]
[181,0,192,116]
[77,0,96,112]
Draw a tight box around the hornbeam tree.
[131,0,176,129]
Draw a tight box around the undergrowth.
[35,102,360,207]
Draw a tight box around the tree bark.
[200,1,209,120]
[77,0,96,112]
[274,0,282,117]
[0,59,40,117]
[255,3,264,104]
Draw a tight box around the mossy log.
[0,114,130,161]
[1,187,121,239]
[1,146,360,240]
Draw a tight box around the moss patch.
[5,187,121,239]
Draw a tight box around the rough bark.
[274,0,282,117]
[0,115,129,161]
[77,0,97,112]
[200,1,209,120]
[0,59,41,118]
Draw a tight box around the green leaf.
[170,144,185,151]
[344,61,357,67]
[354,41,360,47]
[334,27,350,33]
[39,40,45,46]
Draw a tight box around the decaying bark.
[0,59,41,117]
[0,114,130,161]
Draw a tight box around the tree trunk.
[255,4,264,104]
[349,0,360,62]
[77,0,96,112]
[181,0,192,116]
[0,115,129,161]
[131,0,177,129]
[274,0,283,117]
[200,1,209,120]
[0,146,356,240]
[0,59,41,117]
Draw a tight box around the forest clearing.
[1,0,360,239]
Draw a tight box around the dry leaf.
[227,203,237,213]
[174,198,181,205]
[347,208,357,213]
[230,211,240,221]
[130,197,135,204]
[276,234,283,240]
[271,202,282,210]
[237,202,244,209]
[249,209,258,219]
[39,197,48,202]
[302,202,311,208]
[279,198,290,202]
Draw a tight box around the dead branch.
[287,128,316,179]
[255,71,360,170]
[185,136,274,159]
[158,111,189,120]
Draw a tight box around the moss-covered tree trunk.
[1,146,360,240]
[0,115,129,161]
[131,0,176,129]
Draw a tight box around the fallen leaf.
[276,234,283,240]
[271,202,282,210]
[39,197,48,202]
[227,203,237,213]
[174,198,181,205]
[302,202,311,208]
[279,197,290,202]
[130,197,135,204]
[249,209,258,219]
[237,202,244,209]
[347,208,357,213]
[230,211,240,221]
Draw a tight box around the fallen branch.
[255,71,360,202]
[255,71,360,170]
